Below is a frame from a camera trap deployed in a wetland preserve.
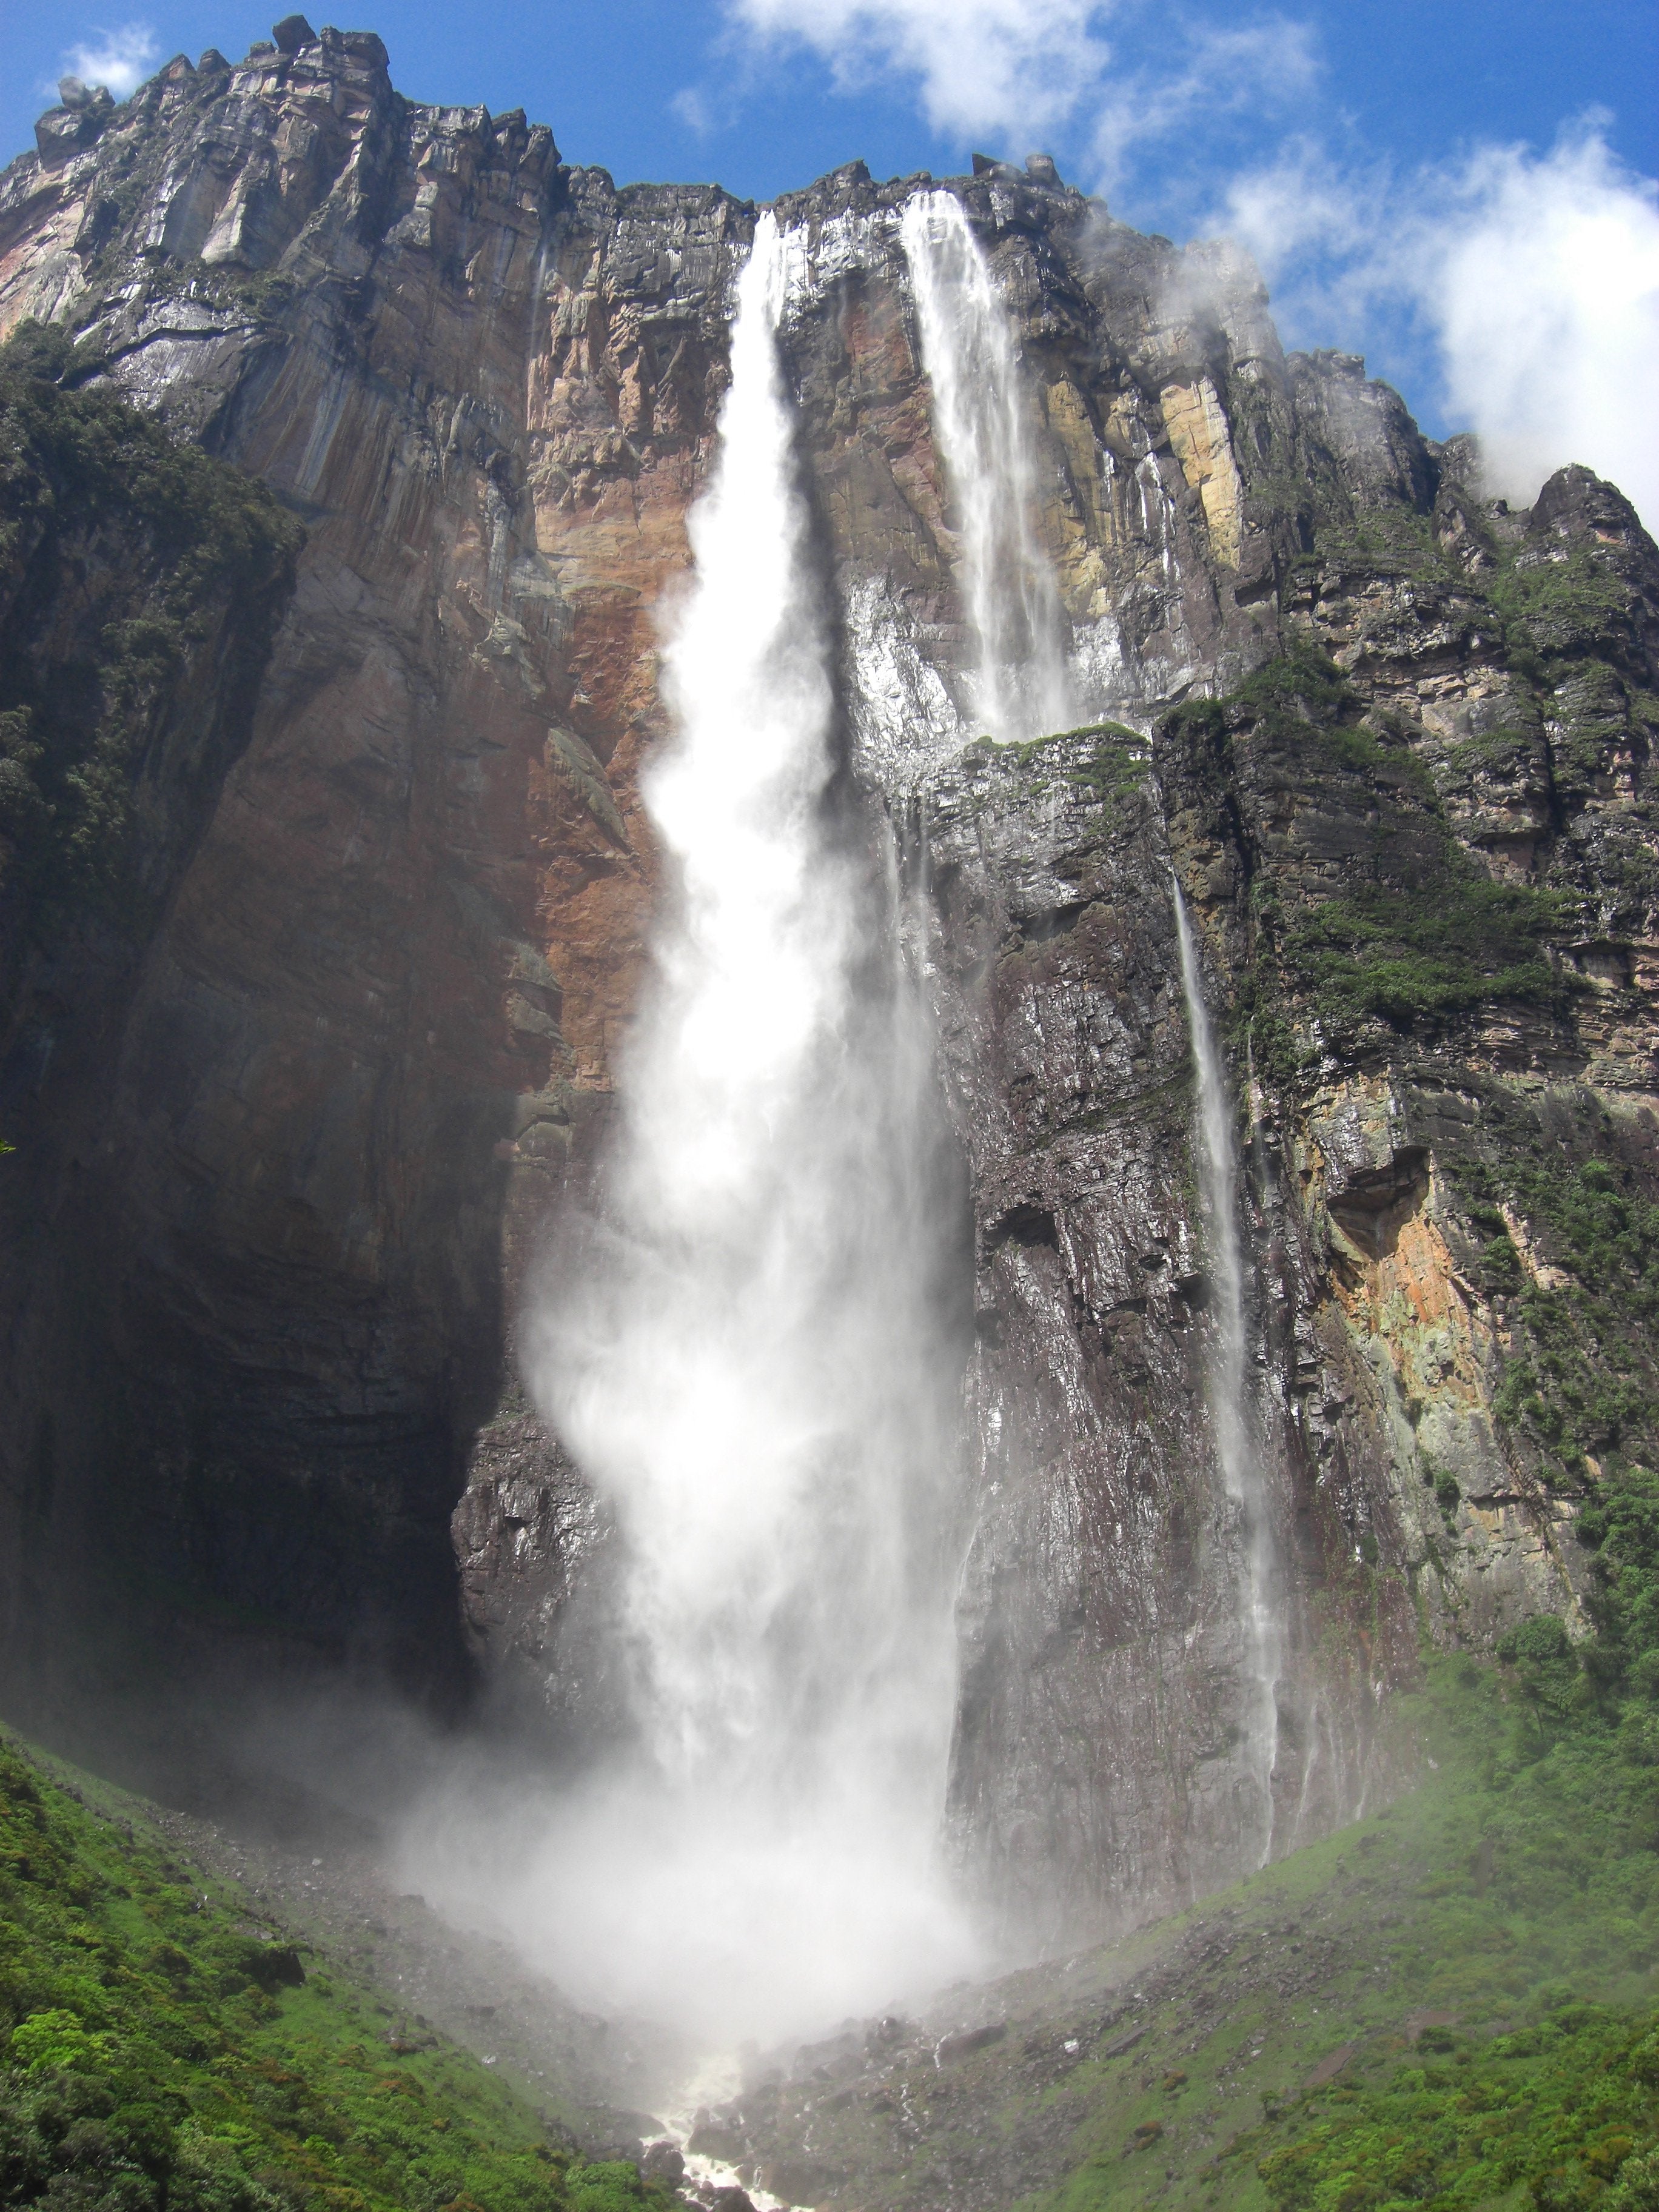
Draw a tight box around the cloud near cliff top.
[1225,124,1659,528]
[56,22,159,96]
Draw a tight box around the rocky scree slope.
[0,23,1657,1939]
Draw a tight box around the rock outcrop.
[2,26,1657,1939]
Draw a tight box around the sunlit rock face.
[3,34,1658,1941]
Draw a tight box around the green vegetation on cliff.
[736,1622,1659,2212]
[1165,651,1575,1064]
[0,1731,665,2212]
[1452,1134,1659,1476]
[0,320,299,940]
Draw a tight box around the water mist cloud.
[1223,124,1659,527]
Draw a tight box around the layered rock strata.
[2,28,1657,1937]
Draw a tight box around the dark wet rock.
[686,2111,747,2163]
[641,2140,685,2185]
[936,2023,1008,2063]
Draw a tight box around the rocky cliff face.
[2,24,1657,1941]
[0,326,298,1715]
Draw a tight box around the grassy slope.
[1015,1661,1659,2212]
[0,1731,665,2212]
[1010,1470,1659,2212]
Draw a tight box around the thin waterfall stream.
[1172,882,1282,1864]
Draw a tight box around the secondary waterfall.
[1172,883,1281,1865]
[507,213,974,2042]
[900,190,1071,743]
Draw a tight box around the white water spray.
[1171,882,1281,1865]
[900,191,1071,743]
[441,213,975,2047]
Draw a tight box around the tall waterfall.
[899,191,1071,743]
[1171,883,1281,1865]
[504,214,974,2043]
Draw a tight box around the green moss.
[1005,722,1150,810]
[1444,720,1543,780]
[1313,506,1450,580]
[1548,659,1649,807]
[0,1732,669,2212]
[1421,1455,1464,1529]
[1168,652,1580,1054]
[1064,725,1151,813]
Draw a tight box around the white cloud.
[1224,124,1659,528]
[61,23,159,97]
[672,84,716,135]
[1087,18,1319,196]
[1221,136,1375,273]
[1429,131,1659,523]
[708,0,1316,177]
[722,0,1110,142]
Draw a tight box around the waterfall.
[1171,882,1281,1865]
[503,213,974,2045]
[899,190,1071,743]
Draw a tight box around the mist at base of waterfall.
[395,1757,983,2050]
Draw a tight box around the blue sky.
[4,0,1657,511]
[7,2,1654,213]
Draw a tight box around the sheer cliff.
[2,22,1657,1947]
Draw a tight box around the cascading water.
[1171,883,1281,1866]
[445,213,976,2046]
[899,191,1071,744]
